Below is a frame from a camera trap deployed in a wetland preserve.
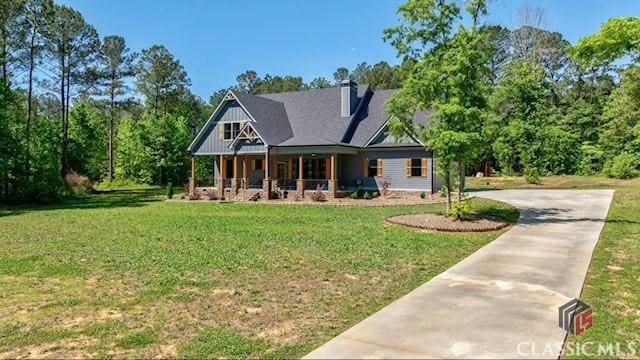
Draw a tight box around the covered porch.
[189,147,354,200]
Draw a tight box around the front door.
[277,163,286,186]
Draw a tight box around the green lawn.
[0,191,517,358]
[467,175,640,359]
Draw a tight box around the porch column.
[242,154,247,190]
[263,150,271,199]
[218,155,225,191]
[189,155,196,196]
[327,153,337,198]
[231,155,239,195]
[273,153,278,190]
[297,154,304,197]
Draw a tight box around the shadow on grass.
[0,188,163,218]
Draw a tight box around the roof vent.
[341,80,358,117]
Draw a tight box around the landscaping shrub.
[206,189,218,200]
[166,182,173,199]
[310,185,326,202]
[350,191,359,199]
[372,191,379,198]
[524,167,541,184]
[438,186,448,198]
[603,153,639,179]
[363,191,372,200]
[449,201,474,221]
[420,191,427,199]
[250,193,261,201]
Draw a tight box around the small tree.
[385,0,491,214]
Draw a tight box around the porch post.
[242,154,247,190]
[297,154,304,198]
[232,155,238,196]
[189,155,196,196]
[218,154,224,191]
[273,153,278,189]
[263,149,270,199]
[328,153,337,198]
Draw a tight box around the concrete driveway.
[305,190,614,359]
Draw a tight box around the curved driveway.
[305,189,614,359]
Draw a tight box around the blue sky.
[59,0,639,100]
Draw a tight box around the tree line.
[0,0,404,203]
[384,0,639,211]
[1,0,638,205]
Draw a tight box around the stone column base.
[230,178,240,196]
[327,180,337,198]
[262,178,271,199]
[188,177,196,196]
[296,179,305,198]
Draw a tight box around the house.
[187,80,443,199]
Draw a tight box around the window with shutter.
[376,159,383,177]
[408,158,422,177]
[421,158,428,177]
[366,159,379,177]
[363,158,369,177]
[405,159,411,177]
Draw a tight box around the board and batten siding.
[191,101,267,155]
[341,149,435,192]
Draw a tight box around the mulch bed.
[385,213,510,232]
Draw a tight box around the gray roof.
[200,85,432,149]
[231,91,293,144]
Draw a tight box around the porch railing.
[304,179,328,191]
[247,179,263,189]
[278,180,297,191]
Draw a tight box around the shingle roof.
[230,91,293,144]
[208,85,432,148]
[257,86,370,146]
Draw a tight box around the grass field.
[467,176,640,359]
[0,191,517,358]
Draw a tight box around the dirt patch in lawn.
[386,213,510,232]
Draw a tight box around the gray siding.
[341,149,435,192]
[218,102,251,123]
[191,102,267,155]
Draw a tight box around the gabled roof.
[189,85,433,153]
[230,91,293,145]
[258,86,370,146]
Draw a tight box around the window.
[254,158,263,170]
[303,159,326,179]
[367,159,377,177]
[407,158,423,177]
[223,123,241,140]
